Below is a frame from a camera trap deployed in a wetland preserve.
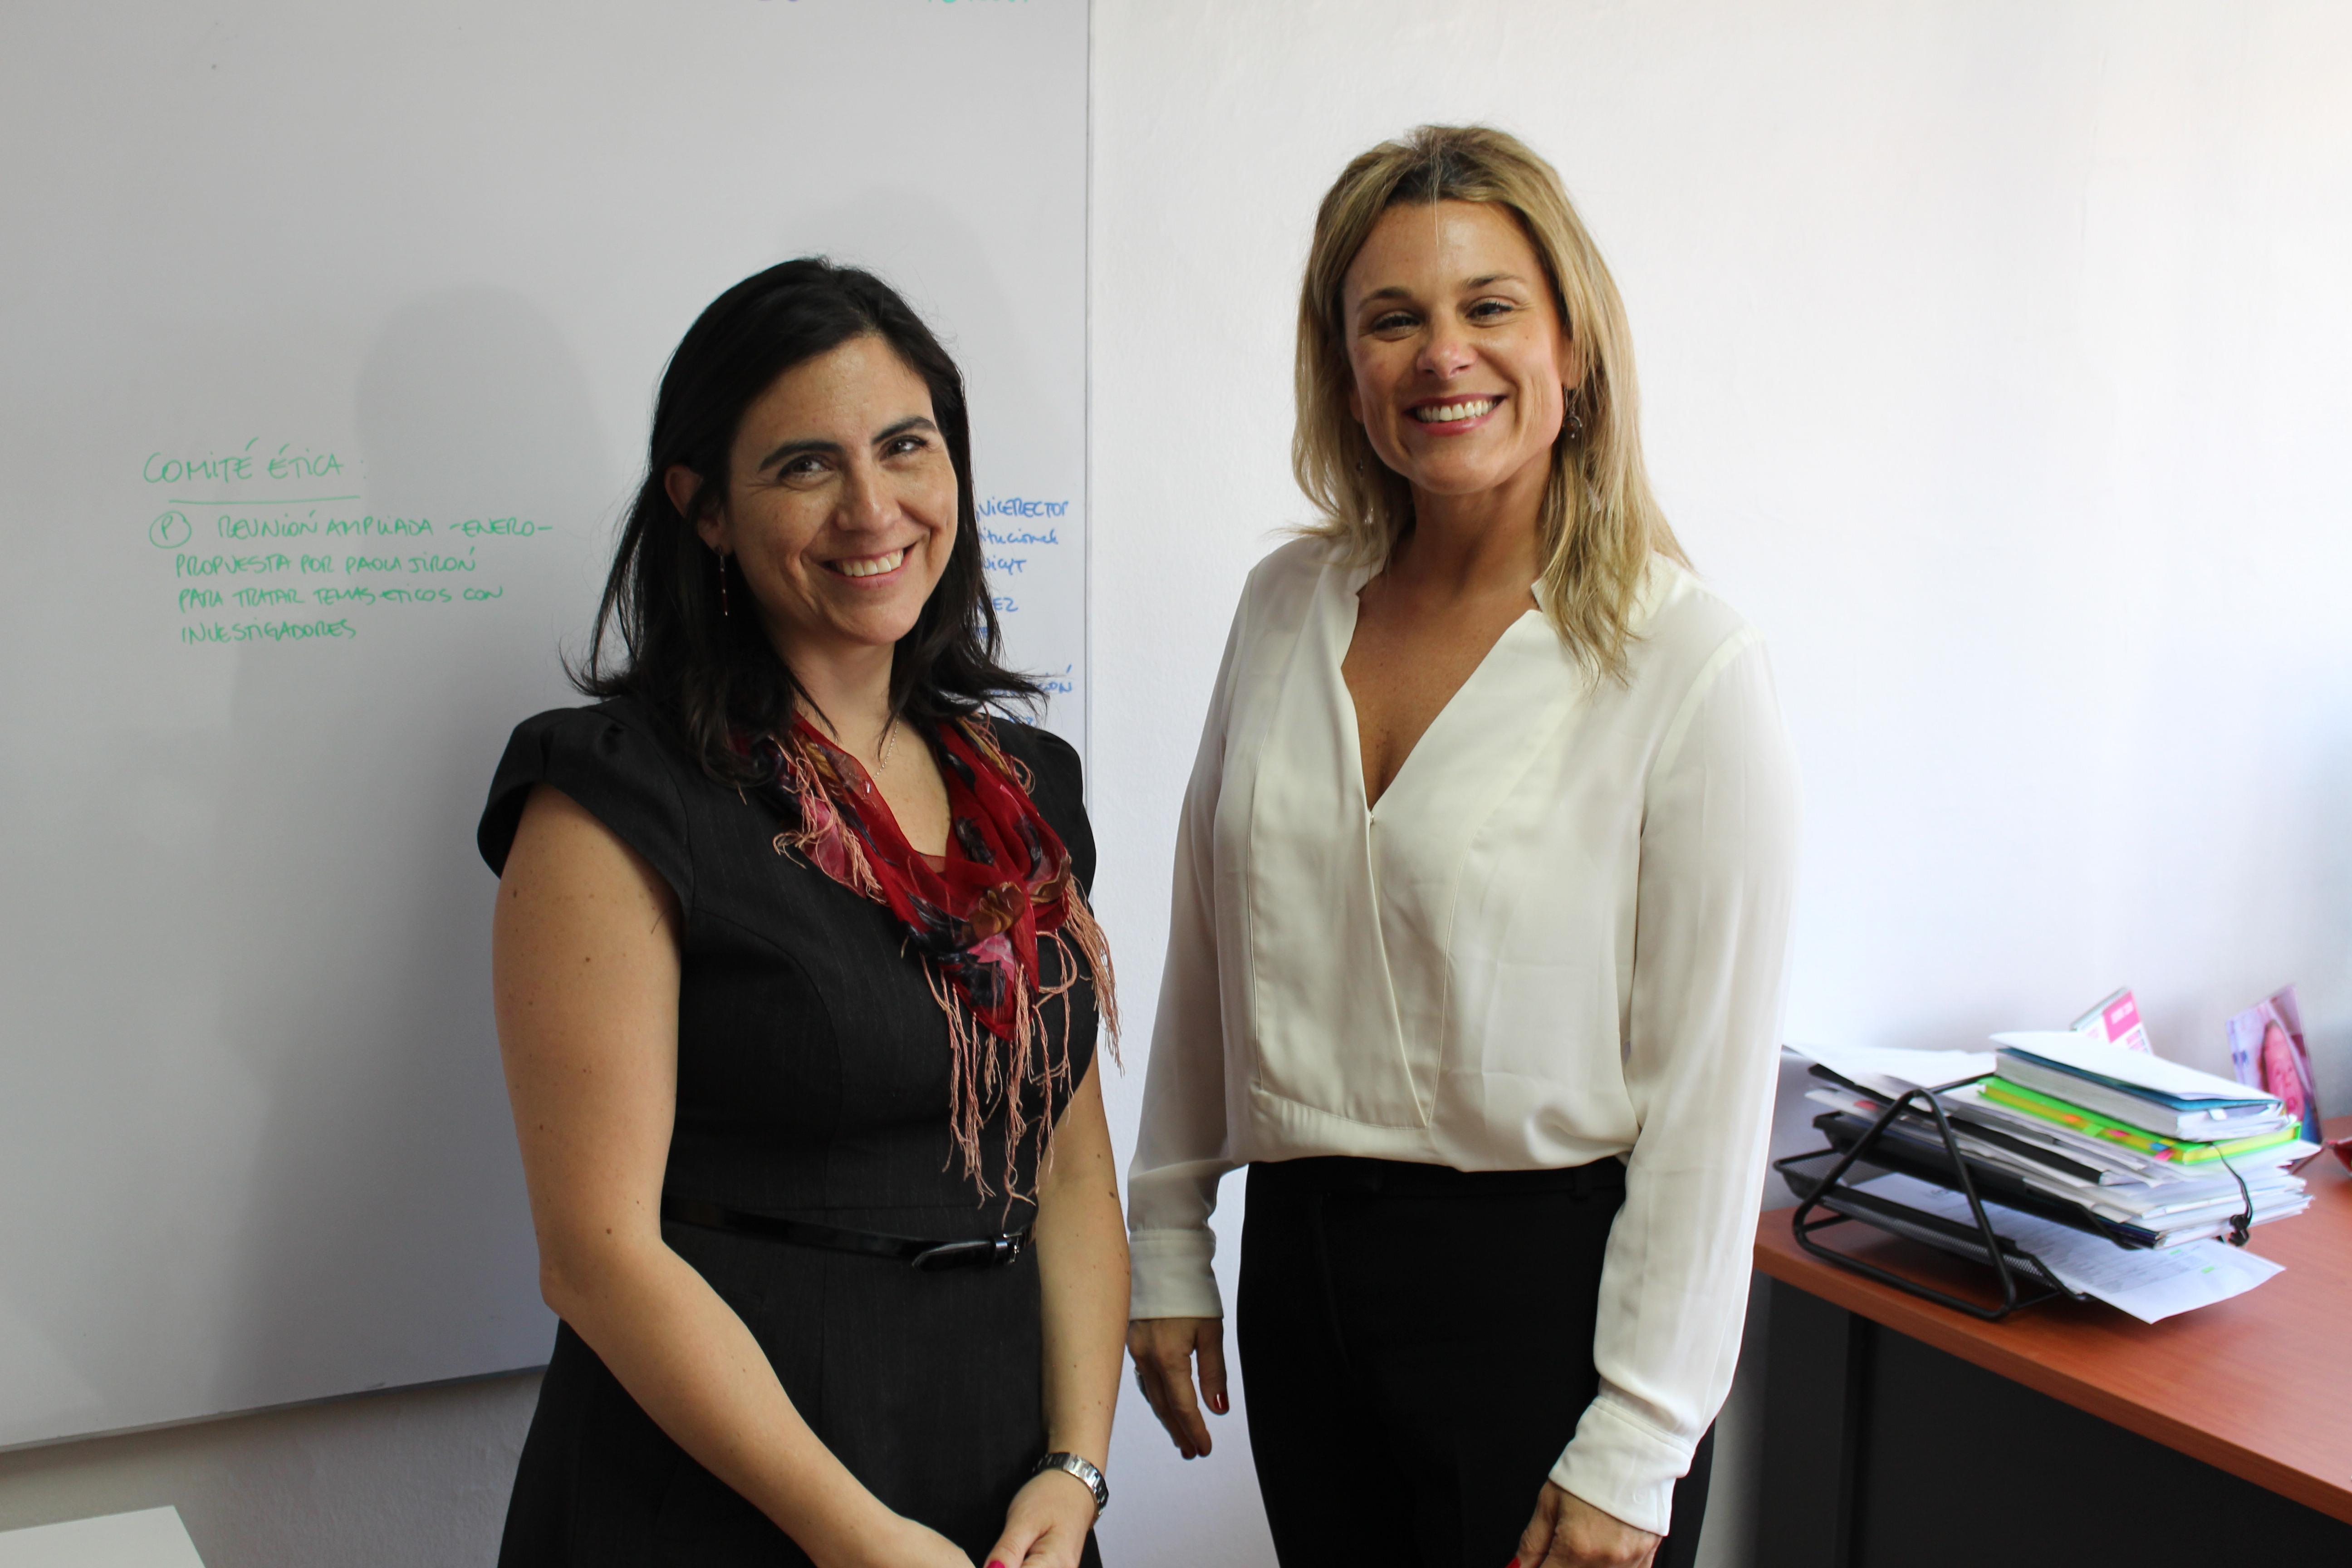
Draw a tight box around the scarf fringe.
[769,739,882,900]
[961,715,1035,794]
[932,959,1071,1207]
[931,917,1117,1207]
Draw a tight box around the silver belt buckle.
[911,1233,1024,1271]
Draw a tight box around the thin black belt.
[661,1197,1029,1272]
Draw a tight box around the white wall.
[1086,2,2352,1565]
[10,4,2350,1564]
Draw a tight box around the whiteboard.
[0,0,1087,1448]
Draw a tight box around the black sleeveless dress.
[477,696,1102,1567]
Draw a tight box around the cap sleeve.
[1003,721,1093,895]
[477,701,696,918]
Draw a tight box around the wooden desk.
[1753,1115,2352,1567]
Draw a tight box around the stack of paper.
[1978,1033,2314,1241]
[1791,1035,2318,1253]
[1990,1033,2291,1140]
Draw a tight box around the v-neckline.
[809,725,957,863]
[1332,562,1542,817]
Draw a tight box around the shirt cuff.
[1548,1392,1697,1539]
[1127,1227,1224,1320]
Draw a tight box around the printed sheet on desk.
[1853,1172,2283,1323]
[1784,1043,1996,1098]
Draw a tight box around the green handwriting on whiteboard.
[140,447,552,648]
[144,440,346,486]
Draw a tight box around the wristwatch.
[1030,1451,1109,1517]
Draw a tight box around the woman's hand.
[822,1509,973,1568]
[1512,1482,1660,1568]
[981,1468,1099,1568]
[1126,1316,1228,1458]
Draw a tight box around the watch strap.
[1031,1450,1108,1516]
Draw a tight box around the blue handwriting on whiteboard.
[978,496,1069,519]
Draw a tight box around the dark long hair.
[575,258,1039,780]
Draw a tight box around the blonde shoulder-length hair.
[1294,124,1686,682]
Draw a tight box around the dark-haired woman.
[480,260,1125,1568]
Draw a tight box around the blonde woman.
[1125,127,1798,1568]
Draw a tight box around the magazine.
[2227,985,2322,1146]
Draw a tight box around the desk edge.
[1755,1218,2352,1527]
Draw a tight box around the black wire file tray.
[1774,1078,2104,1321]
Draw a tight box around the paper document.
[1990,1032,2275,1106]
[1785,1044,1995,1099]
[1851,1172,2284,1323]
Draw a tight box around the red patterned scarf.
[756,715,1117,1200]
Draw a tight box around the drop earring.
[717,550,731,618]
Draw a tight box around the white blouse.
[1126,538,1799,1535]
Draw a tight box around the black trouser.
[1239,1156,1714,1568]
